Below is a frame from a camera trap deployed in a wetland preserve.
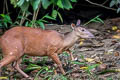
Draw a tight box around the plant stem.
[20,11,26,26]
[5,0,8,14]
[3,0,6,13]
[32,3,41,27]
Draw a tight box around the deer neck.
[63,31,79,48]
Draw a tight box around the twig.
[35,3,41,22]
[32,11,36,27]
[102,0,109,5]
[85,0,117,11]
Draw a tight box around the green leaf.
[117,8,120,13]
[37,21,45,29]
[52,10,58,19]
[63,51,69,56]
[34,68,45,80]
[41,0,51,9]
[17,0,25,6]
[70,0,77,2]
[57,0,64,9]
[88,64,99,70]
[62,0,73,10]
[43,14,56,20]
[4,22,8,28]
[57,11,63,23]
[96,17,104,23]
[20,1,29,11]
[40,20,48,23]
[0,14,5,17]
[117,0,120,3]
[24,64,41,72]
[110,0,116,7]
[70,61,85,65]
[60,75,67,80]
[10,0,18,7]
[91,19,100,23]
[30,0,41,11]
[25,21,29,26]
[44,75,52,80]
[0,24,2,26]
[4,15,12,24]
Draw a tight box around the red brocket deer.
[0,20,94,78]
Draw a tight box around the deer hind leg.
[0,55,16,76]
[50,53,65,75]
[14,58,31,79]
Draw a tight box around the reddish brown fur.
[0,20,94,78]
[0,27,66,78]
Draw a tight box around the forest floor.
[1,18,120,80]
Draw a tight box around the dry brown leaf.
[114,52,119,56]
[117,30,120,33]
[112,35,120,39]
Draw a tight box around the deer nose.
[88,33,95,38]
[89,34,95,38]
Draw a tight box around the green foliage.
[34,66,53,80]
[9,0,77,28]
[30,0,41,11]
[84,15,104,26]
[70,61,85,65]
[106,77,113,80]
[62,0,73,10]
[41,0,51,9]
[109,0,120,13]
[10,0,18,7]
[24,64,42,72]
[70,0,77,2]
[25,13,56,29]
[52,9,63,23]
[0,14,13,28]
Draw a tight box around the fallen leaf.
[79,41,83,45]
[79,39,85,45]
[104,49,114,54]
[107,30,110,32]
[112,26,118,31]
[0,77,8,79]
[95,60,103,64]
[80,66,88,69]
[112,35,120,39]
[117,29,120,33]
[114,52,119,56]
[115,69,120,72]
[85,58,94,62]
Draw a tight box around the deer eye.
[81,29,85,32]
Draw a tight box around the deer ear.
[76,19,81,26]
[71,23,76,29]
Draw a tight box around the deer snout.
[88,33,95,38]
